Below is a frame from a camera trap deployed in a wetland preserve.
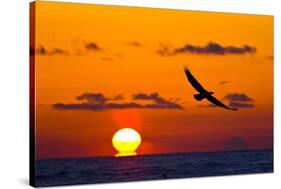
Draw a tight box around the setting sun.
[112,128,142,157]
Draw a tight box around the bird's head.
[184,65,190,71]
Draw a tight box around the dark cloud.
[219,80,231,85]
[157,42,256,56]
[53,103,104,111]
[224,93,253,102]
[50,48,68,55]
[105,102,142,109]
[35,45,68,55]
[53,92,183,111]
[76,93,123,104]
[228,102,254,108]
[224,137,249,151]
[126,41,142,47]
[85,42,101,51]
[224,93,254,109]
[36,46,47,55]
[174,42,256,55]
[76,93,107,104]
[53,102,142,111]
[35,42,102,56]
[133,92,183,109]
[111,94,124,101]
[198,93,254,109]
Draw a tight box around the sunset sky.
[32,1,273,159]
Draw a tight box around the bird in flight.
[184,66,237,111]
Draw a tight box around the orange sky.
[32,1,273,159]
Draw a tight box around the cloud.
[111,94,124,101]
[101,57,113,61]
[76,93,124,104]
[224,93,253,102]
[224,93,255,108]
[85,42,101,51]
[126,41,142,47]
[219,80,231,85]
[157,42,256,56]
[36,46,47,55]
[228,102,254,108]
[156,45,174,56]
[35,45,69,56]
[198,104,216,108]
[133,92,183,109]
[198,93,254,109]
[76,93,107,104]
[50,48,68,55]
[174,42,256,55]
[53,92,183,111]
[224,137,249,151]
[53,102,142,111]
[34,42,102,57]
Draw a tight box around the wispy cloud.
[35,45,69,56]
[156,45,174,56]
[101,57,113,61]
[125,41,142,47]
[219,80,231,85]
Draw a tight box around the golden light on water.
[112,128,141,157]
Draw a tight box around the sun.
[112,128,142,157]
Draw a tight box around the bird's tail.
[194,93,205,101]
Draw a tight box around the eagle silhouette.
[184,67,237,111]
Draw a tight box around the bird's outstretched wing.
[184,66,237,111]
[206,94,237,111]
[184,67,206,93]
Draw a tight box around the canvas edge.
[29,1,36,187]
[28,1,274,187]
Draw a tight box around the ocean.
[35,149,273,187]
